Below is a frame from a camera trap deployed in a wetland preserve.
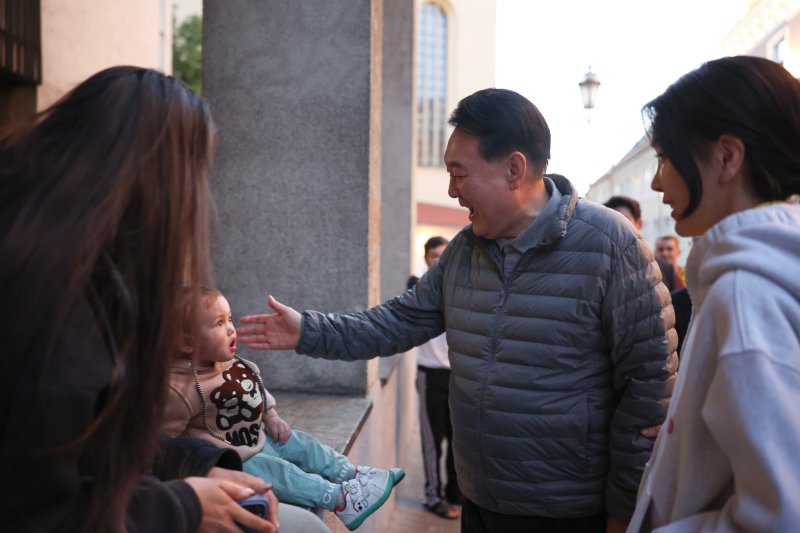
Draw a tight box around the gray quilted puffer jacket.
[297,174,678,520]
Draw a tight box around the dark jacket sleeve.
[671,288,692,355]
[296,248,449,360]
[656,257,676,292]
[126,477,202,532]
[0,296,205,533]
[1,380,206,533]
[154,434,243,480]
[602,236,679,520]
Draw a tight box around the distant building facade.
[0,0,171,129]
[585,137,686,259]
[722,0,800,74]
[411,0,496,275]
[586,0,800,266]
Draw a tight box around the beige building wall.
[722,0,800,74]
[37,0,171,110]
[586,0,800,268]
[585,138,693,265]
[414,0,496,210]
[173,0,202,24]
[412,0,496,274]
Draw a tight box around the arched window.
[416,2,447,167]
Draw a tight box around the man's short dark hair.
[448,88,551,172]
[424,236,448,256]
[603,196,642,223]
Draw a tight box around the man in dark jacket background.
[238,88,678,533]
[603,195,678,292]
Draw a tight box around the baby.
[162,287,404,530]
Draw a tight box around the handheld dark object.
[236,493,270,532]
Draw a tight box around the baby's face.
[195,295,237,363]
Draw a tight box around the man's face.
[655,238,680,267]
[611,206,643,230]
[424,243,447,268]
[444,128,520,239]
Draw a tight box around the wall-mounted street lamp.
[579,67,601,123]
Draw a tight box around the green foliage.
[173,14,202,95]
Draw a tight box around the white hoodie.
[628,203,800,532]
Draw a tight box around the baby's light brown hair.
[179,286,223,355]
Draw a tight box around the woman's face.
[651,148,721,237]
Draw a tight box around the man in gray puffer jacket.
[238,88,678,533]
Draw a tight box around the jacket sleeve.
[162,381,196,437]
[126,476,202,532]
[1,380,206,533]
[0,296,209,533]
[154,435,244,480]
[654,350,800,532]
[656,272,800,532]
[602,236,678,521]
[295,248,448,360]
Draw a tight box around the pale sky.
[495,0,750,195]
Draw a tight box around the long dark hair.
[0,66,215,530]
[643,55,800,217]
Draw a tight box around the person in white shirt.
[406,236,461,519]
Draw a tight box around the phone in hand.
[236,493,270,532]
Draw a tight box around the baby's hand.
[265,408,291,445]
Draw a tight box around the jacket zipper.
[477,271,510,502]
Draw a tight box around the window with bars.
[0,0,42,85]
[771,34,787,66]
[416,2,447,168]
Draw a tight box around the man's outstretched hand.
[237,295,302,350]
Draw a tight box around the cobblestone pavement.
[386,428,461,533]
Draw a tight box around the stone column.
[377,0,415,381]
[203,0,386,395]
[380,0,414,303]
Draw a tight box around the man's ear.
[507,151,527,189]
[716,134,746,184]
[181,334,194,354]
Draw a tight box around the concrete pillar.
[203,0,385,395]
[377,0,415,382]
[379,0,414,303]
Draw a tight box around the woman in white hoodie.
[628,56,800,532]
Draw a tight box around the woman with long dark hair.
[0,67,279,532]
[628,56,800,531]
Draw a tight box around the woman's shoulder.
[705,268,800,358]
